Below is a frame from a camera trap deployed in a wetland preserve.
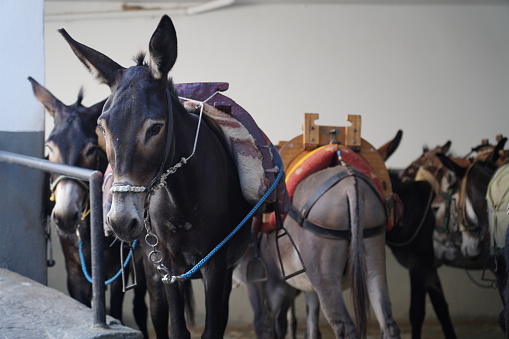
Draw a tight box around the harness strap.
[299,217,385,240]
[299,171,351,219]
[288,165,387,241]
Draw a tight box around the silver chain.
[143,216,178,284]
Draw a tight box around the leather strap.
[288,166,387,240]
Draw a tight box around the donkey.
[59,15,261,338]
[239,143,400,339]
[28,77,148,337]
[397,135,508,336]
[380,131,458,339]
[436,138,508,331]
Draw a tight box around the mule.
[435,138,508,331]
[28,77,148,337]
[398,136,508,336]
[242,156,400,338]
[59,15,257,338]
[379,131,458,339]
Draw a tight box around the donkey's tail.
[347,176,369,338]
[182,279,196,326]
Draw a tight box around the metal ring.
[157,264,171,277]
[149,250,164,264]
[145,232,159,247]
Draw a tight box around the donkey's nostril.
[129,218,139,232]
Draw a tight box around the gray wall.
[41,0,508,331]
[0,0,46,284]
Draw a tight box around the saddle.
[176,82,289,214]
[261,143,388,233]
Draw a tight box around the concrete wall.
[0,0,46,284]
[42,0,508,331]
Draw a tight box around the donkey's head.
[29,77,107,234]
[437,137,507,258]
[400,140,452,182]
[59,15,179,241]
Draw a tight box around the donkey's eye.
[85,145,97,157]
[147,124,163,137]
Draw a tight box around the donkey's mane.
[76,87,84,107]
[133,52,146,66]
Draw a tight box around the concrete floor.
[184,318,503,339]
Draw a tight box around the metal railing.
[0,150,107,328]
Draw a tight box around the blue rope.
[79,239,138,285]
[176,156,285,281]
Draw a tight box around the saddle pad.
[486,163,509,249]
[178,82,289,215]
[261,144,384,233]
[182,100,268,207]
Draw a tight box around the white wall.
[43,0,508,331]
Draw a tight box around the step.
[0,268,142,339]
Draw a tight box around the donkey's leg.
[132,253,149,339]
[143,261,170,339]
[201,256,232,339]
[109,276,126,322]
[487,255,508,333]
[165,281,190,339]
[283,290,299,339]
[364,235,400,339]
[269,282,296,339]
[426,269,457,339]
[304,291,322,339]
[407,260,428,339]
[310,240,357,339]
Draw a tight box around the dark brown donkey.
[29,77,148,337]
[59,15,259,338]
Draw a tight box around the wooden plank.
[303,113,320,149]
[278,114,390,196]
[345,114,361,151]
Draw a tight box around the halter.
[110,89,176,195]
[49,175,91,220]
[50,175,90,194]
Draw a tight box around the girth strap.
[298,217,385,240]
[288,167,386,240]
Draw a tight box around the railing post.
[90,170,106,328]
[0,150,107,329]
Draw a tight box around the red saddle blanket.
[261,144,386,233]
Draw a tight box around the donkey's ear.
[488,137,508,164]
[436,153,467,178]
[84,98,107,122]
[440,140,452,155]
[59,29,124,87]
[148,15,178,80]
[28,77,65,117]
[378,130,403,162]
